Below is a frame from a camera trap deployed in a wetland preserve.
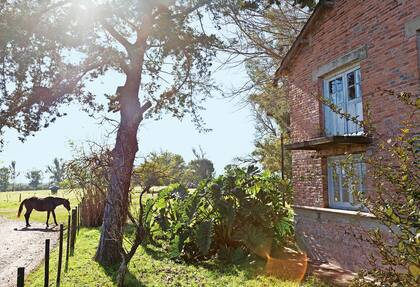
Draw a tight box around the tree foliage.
[0,167,10,192]
[25,169,43,190]
[210,0,307,174]
[134,149,215,188]
[46,157,65,184]
[134,151,186,187]
[0,0,220,139]
[184,147,215,186]
[8,161,19,192]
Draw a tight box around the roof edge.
[273,0,335,85]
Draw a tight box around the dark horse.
[17,197,71,227]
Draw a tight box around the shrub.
[147,165,293,263]
[64,144,110,227]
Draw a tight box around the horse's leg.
[46,211,50,228]
[24,208,32,227]
[52,210,58,226]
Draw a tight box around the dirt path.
[0,217,59,287]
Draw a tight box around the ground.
[0,217,59,287]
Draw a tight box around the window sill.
[285,135,372,151]
[292,205,375,218]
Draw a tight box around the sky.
[0,64,257,183]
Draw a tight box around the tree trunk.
[95,80,143,265]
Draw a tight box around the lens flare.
[265,249,308,282]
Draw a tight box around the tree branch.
[101,20,133,52]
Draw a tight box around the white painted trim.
[293,205,375,218]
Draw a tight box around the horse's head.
[63,199,71,211]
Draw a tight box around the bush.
[64,144,110,227]
[147,165,293,263]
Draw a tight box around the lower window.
[327,155,366,210]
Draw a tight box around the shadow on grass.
[15,226,59,232]
[98,260,146,287]
[142,244,263,280]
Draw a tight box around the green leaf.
[195,220,213,256]
[408,264,420,279]
[169,235,182,259]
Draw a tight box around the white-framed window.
[327,155,366,210]
[323,67,363,136]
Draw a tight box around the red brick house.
[274,0,420,272]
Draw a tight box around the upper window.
[323,67,363,136]
[327,155,366,210]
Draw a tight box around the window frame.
[327,154,366,211]
[323,66,363,136]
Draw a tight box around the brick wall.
[294,207,388,271]
[284,0,420,272]
[287,0,420,208]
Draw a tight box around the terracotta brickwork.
[294,207,388,271]
[282,0,420,272]
[287,0,420,207]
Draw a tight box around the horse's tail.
[17,199,27,217]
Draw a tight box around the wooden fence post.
[44,239,50,287]
[70,208,77,256]
[65,215,70,272]
[56,224,64,287]
[77,204,80,234]
[17,267,24,287]
[19,193,21,202]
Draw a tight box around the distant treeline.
[1,183,51,192]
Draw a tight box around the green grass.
[26,228,326,287]
[0,189,79,225]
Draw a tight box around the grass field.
[25,228,327,287]
[0,189,80,226]
[0,187,153,226]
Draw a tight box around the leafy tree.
[134,151,186,187]
[184,147,215,186]
[243,0,318,9]
[46,158,65,184]
[0,167,10,192]
[25,170,43,190]
[8,161,19,192]
[1,0,222,265]
[210,1,307,174]
[1,0,316,267]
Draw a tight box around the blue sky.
[0,64,257,183]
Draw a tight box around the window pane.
[328,155,366,209]
[348,85,356,100]
[347,71,355,86]
[341,167,350,202]
[334,166,341,202]
[335,77,343,91]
